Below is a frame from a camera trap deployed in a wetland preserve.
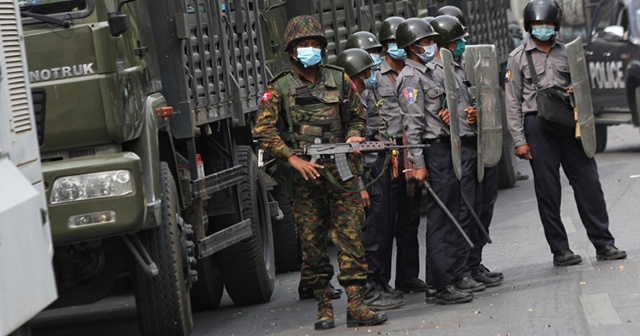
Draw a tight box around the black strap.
[524,50,541,90]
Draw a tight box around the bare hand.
[439,108,450,126]
[360,189,370,208]
[288,155,324,180]
[346,136,366,155]
[465,106,478,125]
[514,145,533,160]
[567,86,574,95]
[410,167,429,185]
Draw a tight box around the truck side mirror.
[603,25,625,41]
[108,12,128,37]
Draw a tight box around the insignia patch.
[504,69,512,83]
[260,90,272,102]
[350,80,358,92]
[403,87,418,104]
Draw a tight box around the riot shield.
[463,45,503,182]
[441,48,462,180]
[566,37,596,158]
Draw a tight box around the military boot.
[345,285,388,327]
[313,288,335,330]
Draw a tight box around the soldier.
[395,17,473,305]
[505,0,626,266]
[253,15,387,330]
[336,48,404,311]
[375,16,428,295]
[435,8,505,286]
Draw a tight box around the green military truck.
[19,0,291,335]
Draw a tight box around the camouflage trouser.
[294,161,368,289]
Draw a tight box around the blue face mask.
[370,53,382,69]
[416,43,437,63]
[363,70,377,89]
[386,43,407,60]
[452,39,466,58]
[531,25,556,42]
[296,47,322,67]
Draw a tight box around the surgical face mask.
[416,43,437,63]
[363,70,377,89]
[531,25,556,42]
[296,47,322,67]
[452,38,466,58]
[370,53,382,69]
[386,43,407,60]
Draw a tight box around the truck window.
[593,0,615,38]
[18,0,86,14]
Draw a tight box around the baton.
[423,181,474,248]
[460,191,492,244]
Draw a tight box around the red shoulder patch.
[260,90,273,102]
[350,80,357,92]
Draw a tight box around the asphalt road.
[32,124,640,336]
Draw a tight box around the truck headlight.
[50,170,134,204]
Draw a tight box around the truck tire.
[219,146,275,305]
[189,254,224,311]
[271,185,301,273]
[134,162,193,336]
[595,124,607,153]
[498,113,518,189]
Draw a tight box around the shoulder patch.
[260,90,273,102]
[350,80,357,92]
[402,87,418,104]
[504,69,512,83]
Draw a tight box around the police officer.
[395,18,473,305]
[374,16,428,295]
[435,8,505,286]
[346,31,383,69]
[253,15,387,329]
[336,48,404,311]
[505,0,626,266]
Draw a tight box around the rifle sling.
[317,152,391,193]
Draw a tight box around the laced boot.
[345,285,388,327]
[313,288,335,330]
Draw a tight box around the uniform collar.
[291,65,336,88]
[404,58,428,73]
[524,37,559,52]
[379,58,395,74]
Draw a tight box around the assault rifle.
[296,139,427,181]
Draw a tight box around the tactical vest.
[275,65,346,148]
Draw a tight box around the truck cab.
[586,0,640,151]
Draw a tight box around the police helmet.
[346,31,383,50]
[523,0,562,32]
[434,5,467,29]
[423,16,435,24]
[283,15,328,51]
[431,15,468,45]
[396,18,439,49]
[335,48,375,78]
[378,16,405,43]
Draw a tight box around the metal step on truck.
[0,0,58,334]
[261,0,519,189]
[18,0,300,335]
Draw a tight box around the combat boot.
[345,285,388,327]
[313,288,335,330]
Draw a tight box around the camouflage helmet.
[283,15,328,51]
[523,0,562,32]
[434,5,467,29]
[431,15,469,45]
[335,48,375,77]
[396,18,439,49]
[346,31,382,50]
[378,16,405,43]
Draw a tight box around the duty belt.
[423,136,477,146]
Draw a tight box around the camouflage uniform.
[254,65,368,288]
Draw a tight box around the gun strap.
[317,152,391,193]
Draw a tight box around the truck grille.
[31,89,46,146]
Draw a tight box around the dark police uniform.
[374,58,422,289]
[505,38,616,254]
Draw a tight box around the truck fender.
[624,60,640,127]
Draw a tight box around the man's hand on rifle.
[288,154,324,180]
[410,167,429,185]
[346,136,365,156]
[438,108,450,126]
